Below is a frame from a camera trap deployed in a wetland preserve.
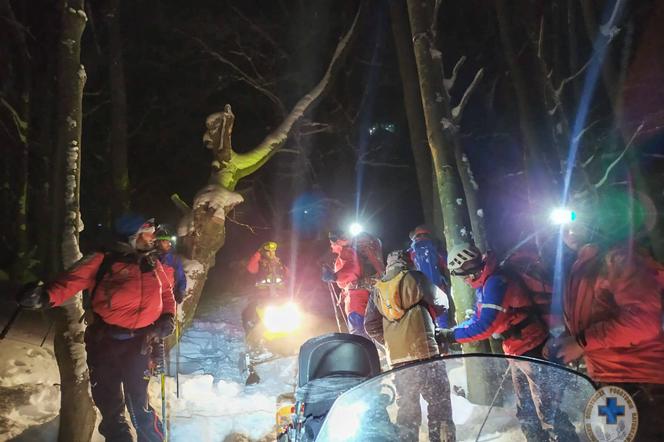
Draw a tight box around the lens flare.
[550,208,576,225]
[349,222,363,236]
[263,302,302,334]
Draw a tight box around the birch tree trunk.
[406,0,494,404]
[170,4,363,336]
[53,1,96,440]
[388,0,434,227]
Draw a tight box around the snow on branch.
[444,56,466,92]
[452,68,484,121]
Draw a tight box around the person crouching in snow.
[155,224,187,303]
[17,215,176,442]
[438,243,578,442]
[364,250,456,441]
[322,231,371,338]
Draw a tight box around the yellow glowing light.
[263,302,302,334]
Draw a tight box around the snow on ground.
[0,340,60,442]
[149,294,298,442]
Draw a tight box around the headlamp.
[349,222,363,237]
[550,208,577,225]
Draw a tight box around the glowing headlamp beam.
[550,208,576,225]
[349,222,363,236]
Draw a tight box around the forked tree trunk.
[52,1,96,441]
[407,0,495,405]
[170,4,364,339]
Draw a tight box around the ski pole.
[156,339,168,442]
[175,307,180,398]
[0,306,22,341]
[327,282,343,332]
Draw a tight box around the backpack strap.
[80,253,116,321]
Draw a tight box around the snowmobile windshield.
[315,354,595,442]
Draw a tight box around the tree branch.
[232,2,364,181]
[444,55,466,91]
[593,123,644,189]
[452,68,484,121]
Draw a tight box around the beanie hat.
[114,214,155,249]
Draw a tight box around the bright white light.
[550,208,576,225]
[263,302,301,334]
[349,222,363,236]
[327,401,368,441]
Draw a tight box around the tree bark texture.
[172,4,364,337]
[388,0,434,227]
[53,1,96,441]
[407,0,495,404]
[104,0,130,216]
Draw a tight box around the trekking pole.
[0,306,22,341]
[175,307,180,398]
[474,364,512,442]
[327,282,343,332]
[157,339,168,442]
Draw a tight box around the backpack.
[410,238,446,289]
[353,232,384,278]
[498,250,554,328]
[373,270,409,321]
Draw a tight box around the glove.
[435,328,457,345]
[321,266,337,283]
[153,314,176,338]
[16,282,51,310]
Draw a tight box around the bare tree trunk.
[388,0,434,227]
[53,2,96,441]
[170,4,364,336]
[104,0,130,216]
[407,0,494,404]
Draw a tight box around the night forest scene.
[1,0,664,441]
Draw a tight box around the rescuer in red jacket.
[547,223,664,441]
[18,215,176,442]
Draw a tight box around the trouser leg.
[394,369,421,441]
[511,361,549,442]
[123,337,164,442]
[86,329,135,442]
[520,361,579,442]
[346,312,369,338]
[422,363,456,442]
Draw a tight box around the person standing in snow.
[438,243,577,442]
[245,241,288,287]
[322,230,380,338]
[407,225,454,329]
[155,224,187,303]
[242,241,288,332]
[364,250,456,441]
[17,215,176,442]
[545,198,664,441]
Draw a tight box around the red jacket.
[47,252,176,330]
[563,244,664,384]
[331,242,369,316]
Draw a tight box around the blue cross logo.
[598,397,625,425]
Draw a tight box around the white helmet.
[447,243,482,275]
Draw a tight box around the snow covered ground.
[151,295,298,442]
[0,339,60,442]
